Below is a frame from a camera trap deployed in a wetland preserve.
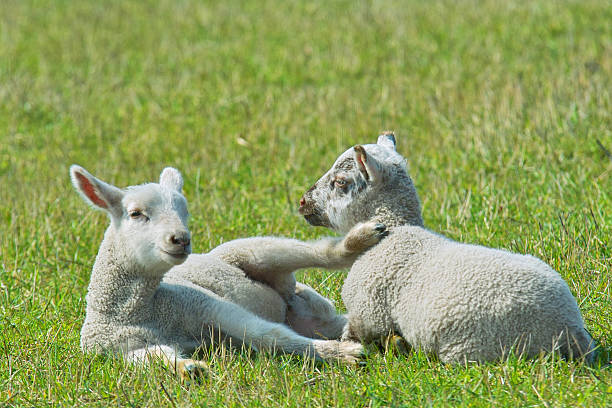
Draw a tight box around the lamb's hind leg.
[205,296,363,363]
[127,345,209,381]
[286,282,347,339]
[209,221,388,299]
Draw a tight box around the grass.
[0,0,610,406]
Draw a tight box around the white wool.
[299,134,595,363]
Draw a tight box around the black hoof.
[374,223,386,232]
[374,223,389,237]
[183,363,208,383]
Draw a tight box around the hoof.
[344,222,389,253]
[374,223,389,237]
[313,340,364,364]
[177,359,209,382]
[338,341,365,364]
[385,335,411,355]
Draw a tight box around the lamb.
[298,132,596,364]
[71,165,386,378]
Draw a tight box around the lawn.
[0,0,610,406]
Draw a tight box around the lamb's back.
[417,235,578,324]
[350,225,575,317]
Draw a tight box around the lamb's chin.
[158,249,189,266]
[303,213,331,228]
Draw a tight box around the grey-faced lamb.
[71,165,385,378]
[298,133,596,364]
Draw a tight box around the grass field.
[1,0,610,406]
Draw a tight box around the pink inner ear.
[356,153,366,167]
[75,172,108,209]
[356,152,370,180]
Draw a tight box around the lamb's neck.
[371,199,424,229]
[86,230,163,321]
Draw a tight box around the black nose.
[170,234,190,247]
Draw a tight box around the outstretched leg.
[201,293,363,363]
[209,222,387,299]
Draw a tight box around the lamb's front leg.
[209,222,388,299]
[126,345,209,381]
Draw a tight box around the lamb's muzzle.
[163,230,191,258]
[298,180,334,228]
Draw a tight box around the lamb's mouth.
[303,213,330,228]
[160,249,189,260]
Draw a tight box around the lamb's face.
[71,166,191,274]
[299,133,404,234]
[117,182,191,270]
[299,149,370,233]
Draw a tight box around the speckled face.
[299,149,369,232]
[299,135,403,234]
[299,132,418,233]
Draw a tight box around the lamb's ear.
[160,167,183,192]
[353,145,382,183]
[70,165,124,217]
[377,132,396,151]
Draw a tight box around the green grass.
[1,0,610,406]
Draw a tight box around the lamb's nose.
[170,233,190,247]
[299,197,306,208]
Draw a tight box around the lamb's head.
[70,165,191,273]
[299,132,423,234]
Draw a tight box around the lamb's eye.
[129,210,150,221]
[129,210,143,218]
[334,178,348,188]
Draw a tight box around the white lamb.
[298,133,596,363]
[71,165,386,378]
